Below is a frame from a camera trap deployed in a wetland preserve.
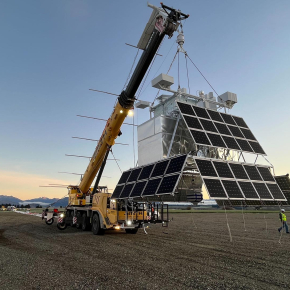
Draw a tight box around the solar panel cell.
[195,159,217,177]
[183,115,203,130]
[232,116,248,128]
[190,130,211,145]
[127,168,142,182]
[138,164,154,180]
[204,179,227,198]
[220,113,236,125]
[118,170,131,185]
[248,141,265,154]
[238,181,259,199]
[257,167,275,182]
[222,136,241,150]
[235,139,253,152]
[177,102,195,116]
[253,183,272,199]
[227,125,244,138]
[151,160,170,178]
[213,162,234,178]
[165,155,187,175]
[207,133,226,148]
[214,122,232,136]
[275,176,290,191]
[129,181,147,198]
[207,110,224,122]
[240,128,256,141]
[142,178,162,196]
[243,165,263,181]
[111,185,125,199]
[192,106,210,119]
[222,180,244,198]
[199,119,218,133]
[266,184,285,200]
[119,183,135,198]
[157,174,180,195]
[229,163,249,180]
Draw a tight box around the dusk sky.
[1,0,290,200]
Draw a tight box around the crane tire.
[76,211,82,229]
[92,213,105,235]
[45,218,54,225]
[125,228,138,234]
[57,223,67,230]
[81,212,90,231]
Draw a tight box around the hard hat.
[281,209,285,212]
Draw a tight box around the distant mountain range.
[0,195,68,208]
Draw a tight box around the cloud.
[0,170,73,200]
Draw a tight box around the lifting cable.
[185,53,220,98]
[110,148,122,174]
[151,48,179,107]
[138,39,175,99]
[137,38,164,99]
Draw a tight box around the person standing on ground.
[278,209,289,234]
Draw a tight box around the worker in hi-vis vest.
[278,209,289,233]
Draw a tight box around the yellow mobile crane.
[52,3,189,234]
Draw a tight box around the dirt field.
[1,212,290,290]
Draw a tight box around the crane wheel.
[76,212,82,229]
[92,213,105,235]
[57,223,67,230]
[66,211,73,227]
[125,228,138,234]
[45,218,54,225]
[82,212,90,231]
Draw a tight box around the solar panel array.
[194,157,286,201]
[176,101,266,155]
[111,154,188,199]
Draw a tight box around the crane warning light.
[120,110,123,113]
[128,110,134,116]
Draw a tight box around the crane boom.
[78,3,188,195]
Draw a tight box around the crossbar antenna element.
[76,115,137,126]
[89,89,119,96]
[65,154,119,161]
[72,136,129,145]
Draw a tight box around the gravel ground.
[1,211,290,290]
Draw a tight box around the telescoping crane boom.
[51,3,189,234]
